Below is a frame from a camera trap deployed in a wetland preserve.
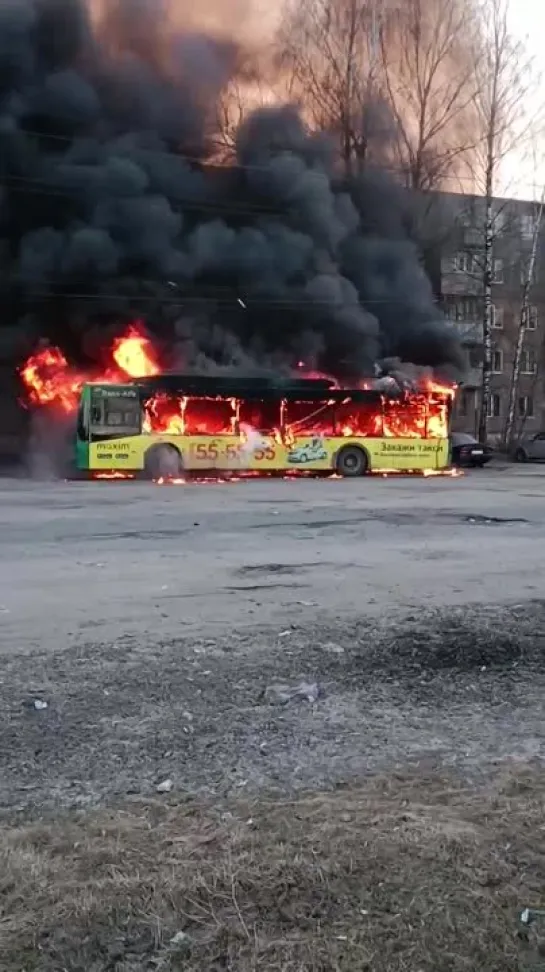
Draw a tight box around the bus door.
[88,385,142,469]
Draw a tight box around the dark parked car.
[450,432,493,467]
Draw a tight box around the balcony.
[447,319,483,345]
[458,368,481,388]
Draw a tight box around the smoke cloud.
[0,0,463,411]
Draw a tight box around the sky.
[504,0,545,199]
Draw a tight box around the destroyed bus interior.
[80,376,452,443]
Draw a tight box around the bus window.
[382,399,426,438]
[90,393,141,440]
[185,397,235,435]
[335,400,382,437]
[284,400,335,437]
[238,400,281,435]
[426,399,449,438]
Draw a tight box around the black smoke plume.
[0,0,463,423]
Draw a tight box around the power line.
[5,169,538,226]
[0,123,531,193]
[0,176,285,217]
[4,289,447,307]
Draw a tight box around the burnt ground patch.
[363,606,544,674]
[1,602,545,816]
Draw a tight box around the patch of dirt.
[1,767,544,972]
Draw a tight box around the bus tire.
[144,444,184,480]
[336,445,368,477]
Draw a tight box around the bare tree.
[379,0,481,191]
[279,0,483,185]
[215,76,276,157]
[278,0,391,175]
[212,41,285,160]
[470,0,537,443]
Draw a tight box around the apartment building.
[438,192,545,441]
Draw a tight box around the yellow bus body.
[88,433,449,473]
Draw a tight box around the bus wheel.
[144,444,184,480]
[336,446,368,477]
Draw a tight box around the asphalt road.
[1,466,544,814]
[2,466,544,650]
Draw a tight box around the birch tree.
[503,189,544,447]
[471,0,536,443]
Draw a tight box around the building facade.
[438,192,545,442]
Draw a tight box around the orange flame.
[92,471,135,480]
[378,467,464,478]
[296,360,340,385]
[111,325,159,378]
[19,322,159,412]
[20,347,85,413]
[143,392,186,434]
[19,331,457,450]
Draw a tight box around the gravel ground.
[1,467,545,815]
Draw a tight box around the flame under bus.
[75,375,453,478]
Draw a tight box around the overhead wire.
[0,123,531,193]
[2,289,447,307]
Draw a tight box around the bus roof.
[128,374,389,403]
[85,374,444,405]
[133,374,338,395]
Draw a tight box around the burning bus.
[19,324,455,479]
[74,374,454,478]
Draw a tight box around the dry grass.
[2,766,545,971]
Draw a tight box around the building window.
[492,259,504,283]
[492,349,503,373]
[487,393,501,418]
[458,390,476,418]
[458,205,475,229]
[525,305,538,329]
[465,298,479,320]
[520,213,535,239]
[491,304,503,328]
[518,395,534,418]
[447,297,480,321]
[520,349,537,374]
[453,252,465,273]
[445,298,460,320]
[453,252,478,274]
